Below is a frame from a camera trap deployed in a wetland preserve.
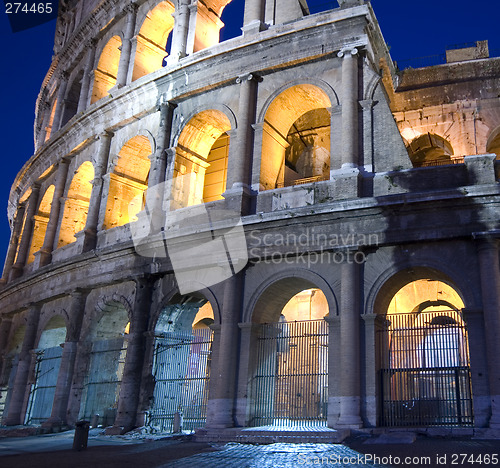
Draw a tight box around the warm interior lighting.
[281,288,328,321]
[27,185,55,263]
[133,1,175,81]
[172,110,231,209]
[103,135,151,229]
[91,35,122,104]
[261,84,331,190]
[57,161,94,248]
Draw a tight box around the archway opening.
[79,301,129,426]
[407,133,454,167]
[91,35,122,104]
[0,324,25,421]
[377,278,473,427]
[27,185,54,264]
[172,110,231,209]
[260,84,331,190]
[61,70,84,127]
[25,316,66,425]
[250,281,329,428]
[104,136,151,229]
[58,161,94,248]
[148,295,214,433]
[133,1,175,81]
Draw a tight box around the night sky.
[0,0,498,269]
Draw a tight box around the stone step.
[194,427,350,444]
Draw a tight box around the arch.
[245,268,338,323]
[407,133,454,167]
[91,35,122,104]
[486,124,500,159]
[78,296,130,423]
[60,70,84,127]
[369,266,469,319]
[148,289,216,432]
[259,83,333,190]
[103,135,152,229]
[57,161,94,248]
[172,109,232,208]
[27,185,55,264]
[153,285,222,327]
[133,1,175,81]
[373,268,474,427]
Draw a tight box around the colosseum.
[0,0,499,441]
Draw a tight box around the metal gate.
[147,328,213,432]
[25,346,63,425]
[250,319,328,428]
[79,338,127,425]
[378,310,473,427]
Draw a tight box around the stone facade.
[0,0,499,436]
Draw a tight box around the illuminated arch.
[103,135,151,229]
[260,84,332,190]
[133,1,175,81]
[407,133,454,167]
[27,185,54,264]
[172,109,231,208]
[58,161,94,248]
[91,35,122,104]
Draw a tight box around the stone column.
[477,238,500,428]
[359,99,374,171]
[37,159,70,267]
[205,273,242,428]
[242,0,266,35]
[168,0,190,63]
[333,47,361,199]
[1,204,26,283]
[82,131,113,252]
[77,40,97,113]
[146,100,176,231]
[0,317,13,378]
[234,322,259,426]
[329,105,343,173]
[116,4,138,87]
[3,304,41,426]
[337,254,362,428]
[10,184,41,280]
[225,74,260,213]
[362,313,377,427]
[205,324,221,424]
[325,314,341,427]
[149,100,176,189]
[43,290,88,428]
[51,72,69,133]
[339,47,359,168]
[107,277,154,434]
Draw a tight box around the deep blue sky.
[0,0,499,270]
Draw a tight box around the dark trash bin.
[73,420,90,451]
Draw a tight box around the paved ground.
[1,429,500,467]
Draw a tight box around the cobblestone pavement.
[163,443,388,467]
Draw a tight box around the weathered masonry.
[0,0,499,439]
